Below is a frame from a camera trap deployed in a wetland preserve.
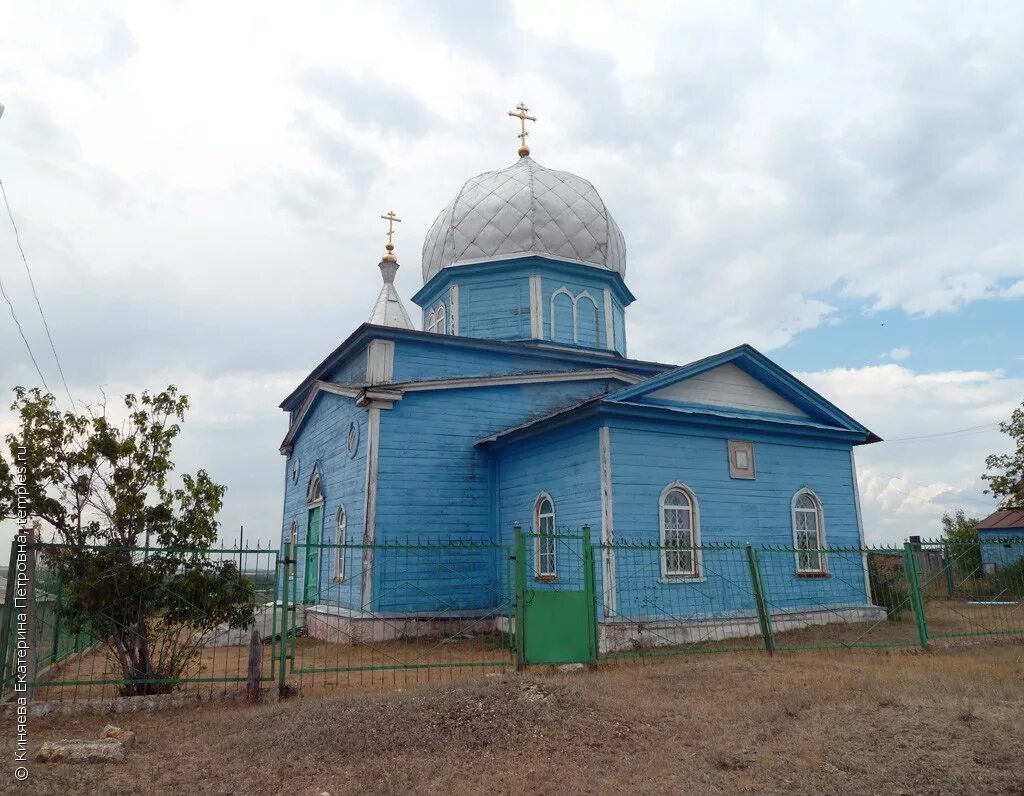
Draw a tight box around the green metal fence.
[0,542,280,703]
[3,534,1022,706]
[278,540,516,692]
[596,537,1024,662]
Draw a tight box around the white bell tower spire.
[368,210,413,329]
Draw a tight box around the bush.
[868,554,909,621]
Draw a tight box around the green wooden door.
[304,505,322,604]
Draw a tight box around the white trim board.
[359,402,382,611]
[599,425,617,617]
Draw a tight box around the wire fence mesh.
[2,534,1022,706]
[284,540,515,693]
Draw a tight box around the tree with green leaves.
[941,508,982,579]
[982,401,1024,509]
[0,386,256,696]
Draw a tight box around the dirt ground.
[5,644,1024,796]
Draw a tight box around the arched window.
[426,302,447,334]
[551,289,575,344]
[660,484,700,577]
[434,302,446,335]
[333,505,346,582]
[792,489,826,574]
[534,493,557,578]
[576,293,600,348]
[306,470,323,505]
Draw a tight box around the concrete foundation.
[304,606,499,644]
[599,604,888,653]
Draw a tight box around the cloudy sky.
[1,1,1022,547]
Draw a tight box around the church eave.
[279,323,671,411]
[478,396,875,451]
[610,343,880,443]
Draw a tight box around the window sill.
[795,572,830,579]
[534,575,558,583]
[660,575,706,584]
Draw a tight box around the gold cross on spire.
[380,210,402,262]
[507,102,537,158]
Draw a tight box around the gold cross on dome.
[380,210,402,262]
[507,102,537,157]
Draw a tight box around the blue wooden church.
[277,108,882,649]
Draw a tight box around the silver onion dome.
[421,156,626,284]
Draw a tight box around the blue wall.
[281,392,367,610]
[606,418,869,618]
[979,530,1024,571]
[412,257,632,355]
[372,379,621,612]
[495,422,602,599]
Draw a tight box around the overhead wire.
[0,176,75,407]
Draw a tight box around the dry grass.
[7,644,1024,795]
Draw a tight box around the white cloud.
[1,3,1022,548]
[798,364,1019,544]
[885,346,912,361]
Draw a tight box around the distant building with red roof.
[976,509,1024,572]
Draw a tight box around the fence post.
[512,522,525,669]
[581,525,598,663]
[278,547,290,694]
[903,542,929,649]
[746,545,775,656]
[25,527,38,702]
[0,541,17,696]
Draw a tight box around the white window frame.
[792,488,827,574]
[306,470,323,506]
[333,505,346,582]
[434,302,446,335]
[534,492,557,579]
[427,302,447,335]
[659,483,701,578]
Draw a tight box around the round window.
[347,422,359,457]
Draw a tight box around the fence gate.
[514,526,597,666]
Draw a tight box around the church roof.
[421,156,626,284]
[279,323,671,411]
[367,259,413,329]
[477,344,881,447]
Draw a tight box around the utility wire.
[884,423,998,443]
[0,267,51,394]
[0,176,75,407]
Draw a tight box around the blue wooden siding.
[372,381,618,612]
[390,337,626,383]
[280,392,367,609]
[411,257,632,354]
[323,346,367,385]
[611,298,625,355]
[462,278,530,339]
[495,423,602,598]
[577,295,600,348]
[979,529,1024,571]
[606,419,868,617]
[552,291,575,344]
